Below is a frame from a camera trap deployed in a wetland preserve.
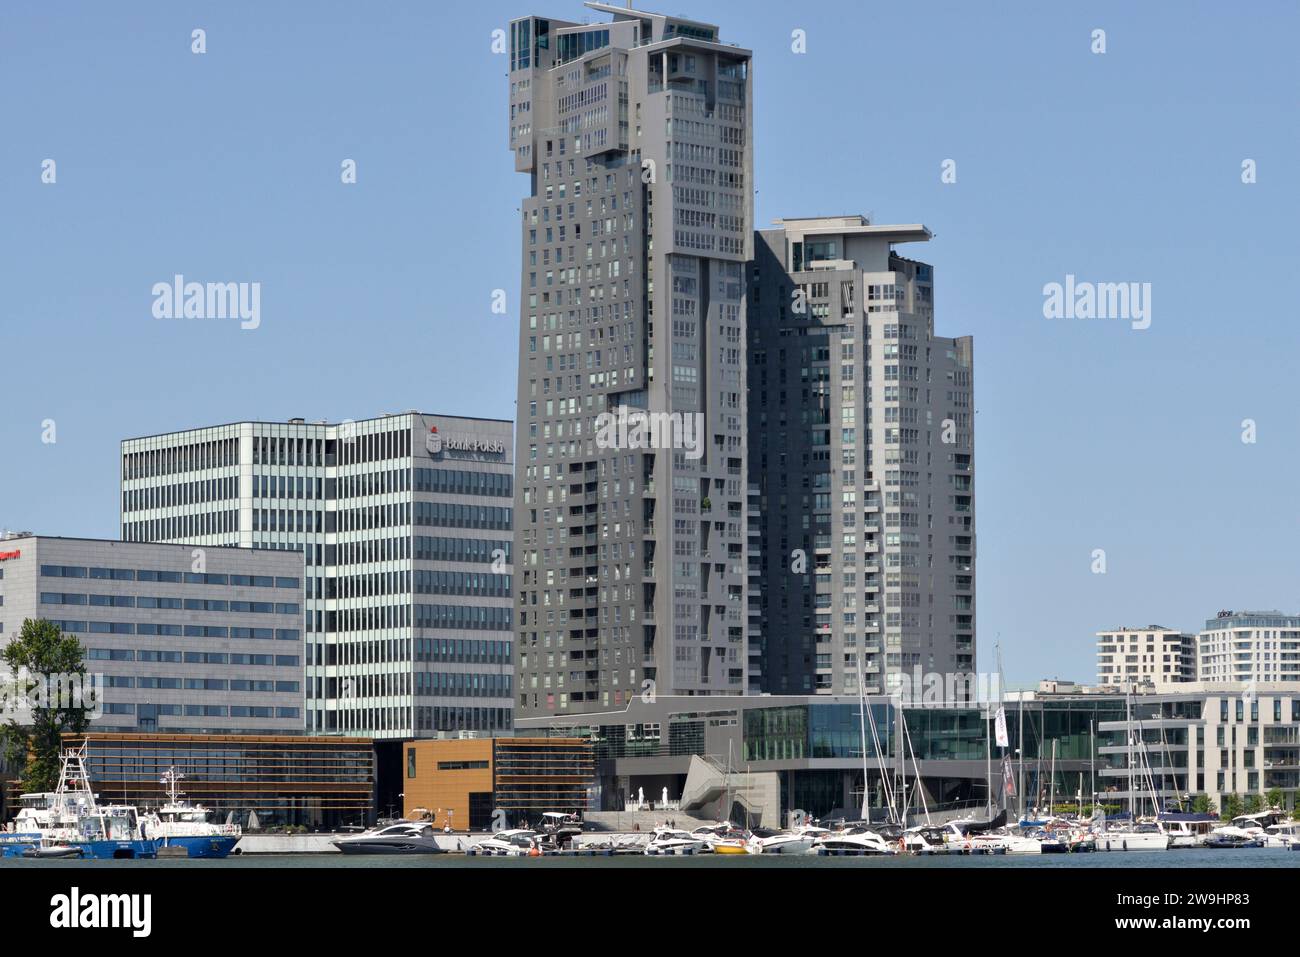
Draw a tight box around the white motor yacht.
[472,829,542,856]
[644,826,709,855]
[1262,820,1300,848]
[749,824,830,855]
[332,821,446,855]
[810,824,898,856]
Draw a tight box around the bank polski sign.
[425,426,504,457]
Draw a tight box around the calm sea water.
[4,849,1298,869]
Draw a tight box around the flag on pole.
[1002,756,1016,798]
[994,706,1009,749]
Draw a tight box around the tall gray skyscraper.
[748,217,975,697]
[509,3,753,718]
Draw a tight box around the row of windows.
[415,637,513,665]
[41,594,298,615]
[414,671,514,698]
[414,570,512,598]
[40,566,298,589]
[413,706,512,733]
[123,514,238,541]
[102,676,299,691]
[1219,698,1300,722]
[101,703,300,718]
[46,619,298,641]
[413,536,512,564]
[414,468,513,498]
[414,604,513,632]
[87,648,299,666]
[121,438,239,480]
[414,502,513,531]
[122,476,237,512]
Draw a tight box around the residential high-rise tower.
[748,217,975,697]
[509,3,753,717]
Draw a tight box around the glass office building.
[121,413,515,739]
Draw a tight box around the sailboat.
[1096,692,1168,851]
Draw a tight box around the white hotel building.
[1198,610,1300,685]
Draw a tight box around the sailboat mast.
[985,703,993,818]
[1126,689,1134,819]
[1090,721,1096,814]
[1049,740,1057,813]
[856,644,870,821]
[896,696,906,826]
[1017,694,1025,820]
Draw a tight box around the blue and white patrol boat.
[1,746,157,859]
[142,768,240,859]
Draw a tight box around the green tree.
[1265,787,1285,811]
[1243,793,1264,815]
[1190,793,1218,816]
[1220,793,1245,821]
[0,619,90,793]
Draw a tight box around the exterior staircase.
[582,809,717,833]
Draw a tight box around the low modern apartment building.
[1096,626,1196,690]
[0,535,304,734]
[1198,610,1300,685]
[120,413,515,739]
[748,216,975,697]
[1096,682,1300,807]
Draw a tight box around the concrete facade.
[0,535,303,734]
[509,4,754,718]
[1096,682,1300,808]
[748,217,975,697]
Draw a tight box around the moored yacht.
[1262,820,1300,848]
[1096,822,1168,852]
[472,829,542,856]
[332,821,446,855]
[748,824,830,855]
[811,824,898,856]
[644,826,709,855]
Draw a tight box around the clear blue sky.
[2,1,1297,687]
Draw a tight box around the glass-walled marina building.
[61,732,375,830]
[518,687,1300,823]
